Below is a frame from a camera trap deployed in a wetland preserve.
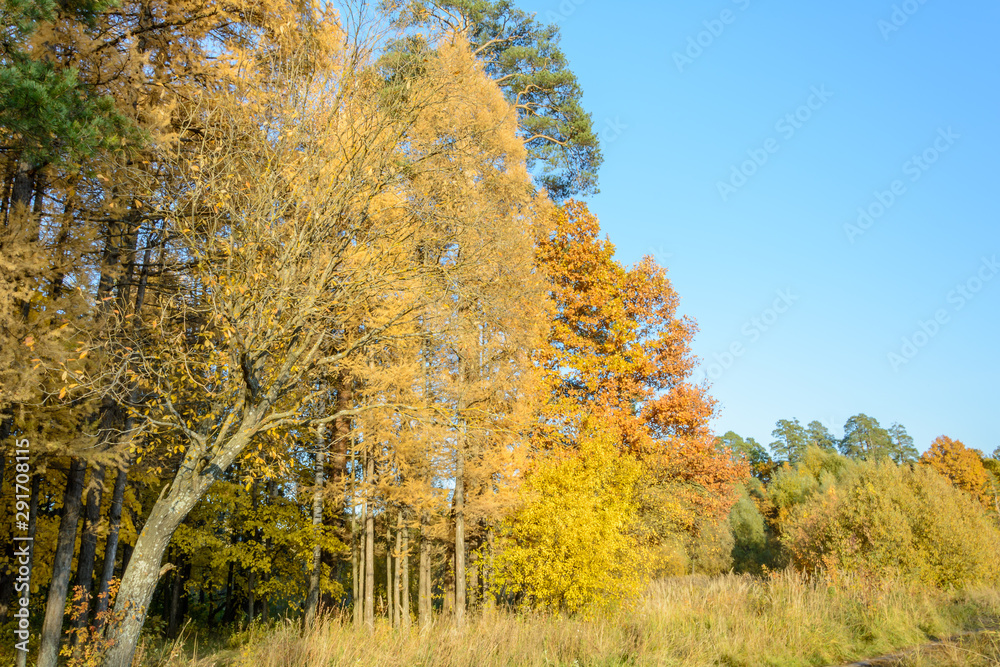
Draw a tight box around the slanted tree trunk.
[304,426,326,626]
[37,458,87,667]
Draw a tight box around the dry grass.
[152,572,1000,667]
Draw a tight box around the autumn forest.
[2,1,1000,666]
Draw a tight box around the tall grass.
[165,571,1000,667]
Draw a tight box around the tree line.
[0,1,745,665]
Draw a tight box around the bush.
[783,460,1000,587]
[494,427,650,614]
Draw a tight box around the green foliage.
[888,422,919,464]
[771,418,807,463]
[805,420,837,452]
[403,0,602,198]
[687,519,734,575]
[0,0,137,165]
[839,413,893,461]
[494,426,649,614]
[717,430,772,481]
[783,460,1000,588]
[728,482,770,574]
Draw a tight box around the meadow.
[134,572,1000,667]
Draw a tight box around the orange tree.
[533,201,747,536]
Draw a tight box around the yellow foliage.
[494,425,650,615]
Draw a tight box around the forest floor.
[136,572,1000,667]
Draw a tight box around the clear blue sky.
[519,0,1000,454]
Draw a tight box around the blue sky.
[518,0,1000,454]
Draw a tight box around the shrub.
[494,427,650,614]
[783,460,1000,587]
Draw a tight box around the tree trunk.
[393,512,403,626]
[166,555,183,637]
[223,557,236,625]
[94,467,128,628]
[304,427,326,626]
[94,227,154,629]
[14,474,41,667]
[37,458,87,667]
[469,544,479,611]
[454,445,466,628]
[351,476,360,628]
[72,463,107,639]
[363,452,375,630]
[100,477,213,667]
[400,514,410,629]
[418,513,431,630]
[386,518,394,624]
[485,526,495,611]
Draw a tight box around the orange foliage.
[534,201,747,524]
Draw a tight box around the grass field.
[135,571,1000,667]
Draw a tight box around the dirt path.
[830,629,999,667]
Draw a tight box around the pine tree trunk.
[304,426,326,626]
[94,467,128,627]
[37,458,87,667]
[72,463,107,639]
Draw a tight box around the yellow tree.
[98,15,549,664]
